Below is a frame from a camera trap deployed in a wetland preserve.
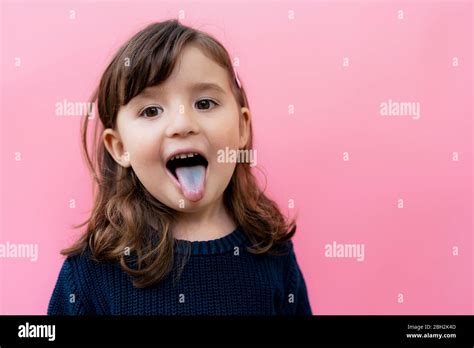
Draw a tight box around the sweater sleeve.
[280,241,313,315]
[47,257,91,315]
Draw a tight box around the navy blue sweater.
[47,227,312,315]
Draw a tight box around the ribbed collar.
[174,226,248,255]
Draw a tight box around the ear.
[238,107,251,149]
[102,128,131,168]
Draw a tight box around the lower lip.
[165,164,210,201]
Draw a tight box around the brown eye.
[140,106,163,118]
[195,99,218,110]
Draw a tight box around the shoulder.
[48,250,99,315]
[266,239,295,258]
[56,249,98,293]
[63,248,99,274]
[64,248,119,282]
[58,247,123,299]
[48,248,120,315]
[267,239,304,282]
[253,239,297,278]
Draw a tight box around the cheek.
[121,127,161,166]
[128,143,157,167]
[127,139,164,189]
[125,135,175,205]
[208,118,241,185]
[121,130,171,199]
[209,112,242,149]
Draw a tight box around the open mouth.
[165,152,209,202]
[166,152,208,179]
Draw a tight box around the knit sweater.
[47,226,312,315]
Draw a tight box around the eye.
[139,106,163,118]
[195,99,219,110]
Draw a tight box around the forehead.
[171,44,229,85]
[134,44,232,101]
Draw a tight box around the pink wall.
[0,0,472,314]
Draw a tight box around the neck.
[173,196,236,241]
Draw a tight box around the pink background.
[0,0,472,314]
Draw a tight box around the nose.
[165,105,200,138]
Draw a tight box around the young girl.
[48,19,312,315]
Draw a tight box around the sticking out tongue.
[175,165,206,202]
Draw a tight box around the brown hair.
[63,19,296,288]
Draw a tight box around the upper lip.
[164,148,208,164]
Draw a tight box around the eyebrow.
[187,82,226,95]
[137,82,226,99]
[129,82,227,108]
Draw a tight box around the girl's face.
[103,44,251,212]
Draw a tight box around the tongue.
[175,165,206,202]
